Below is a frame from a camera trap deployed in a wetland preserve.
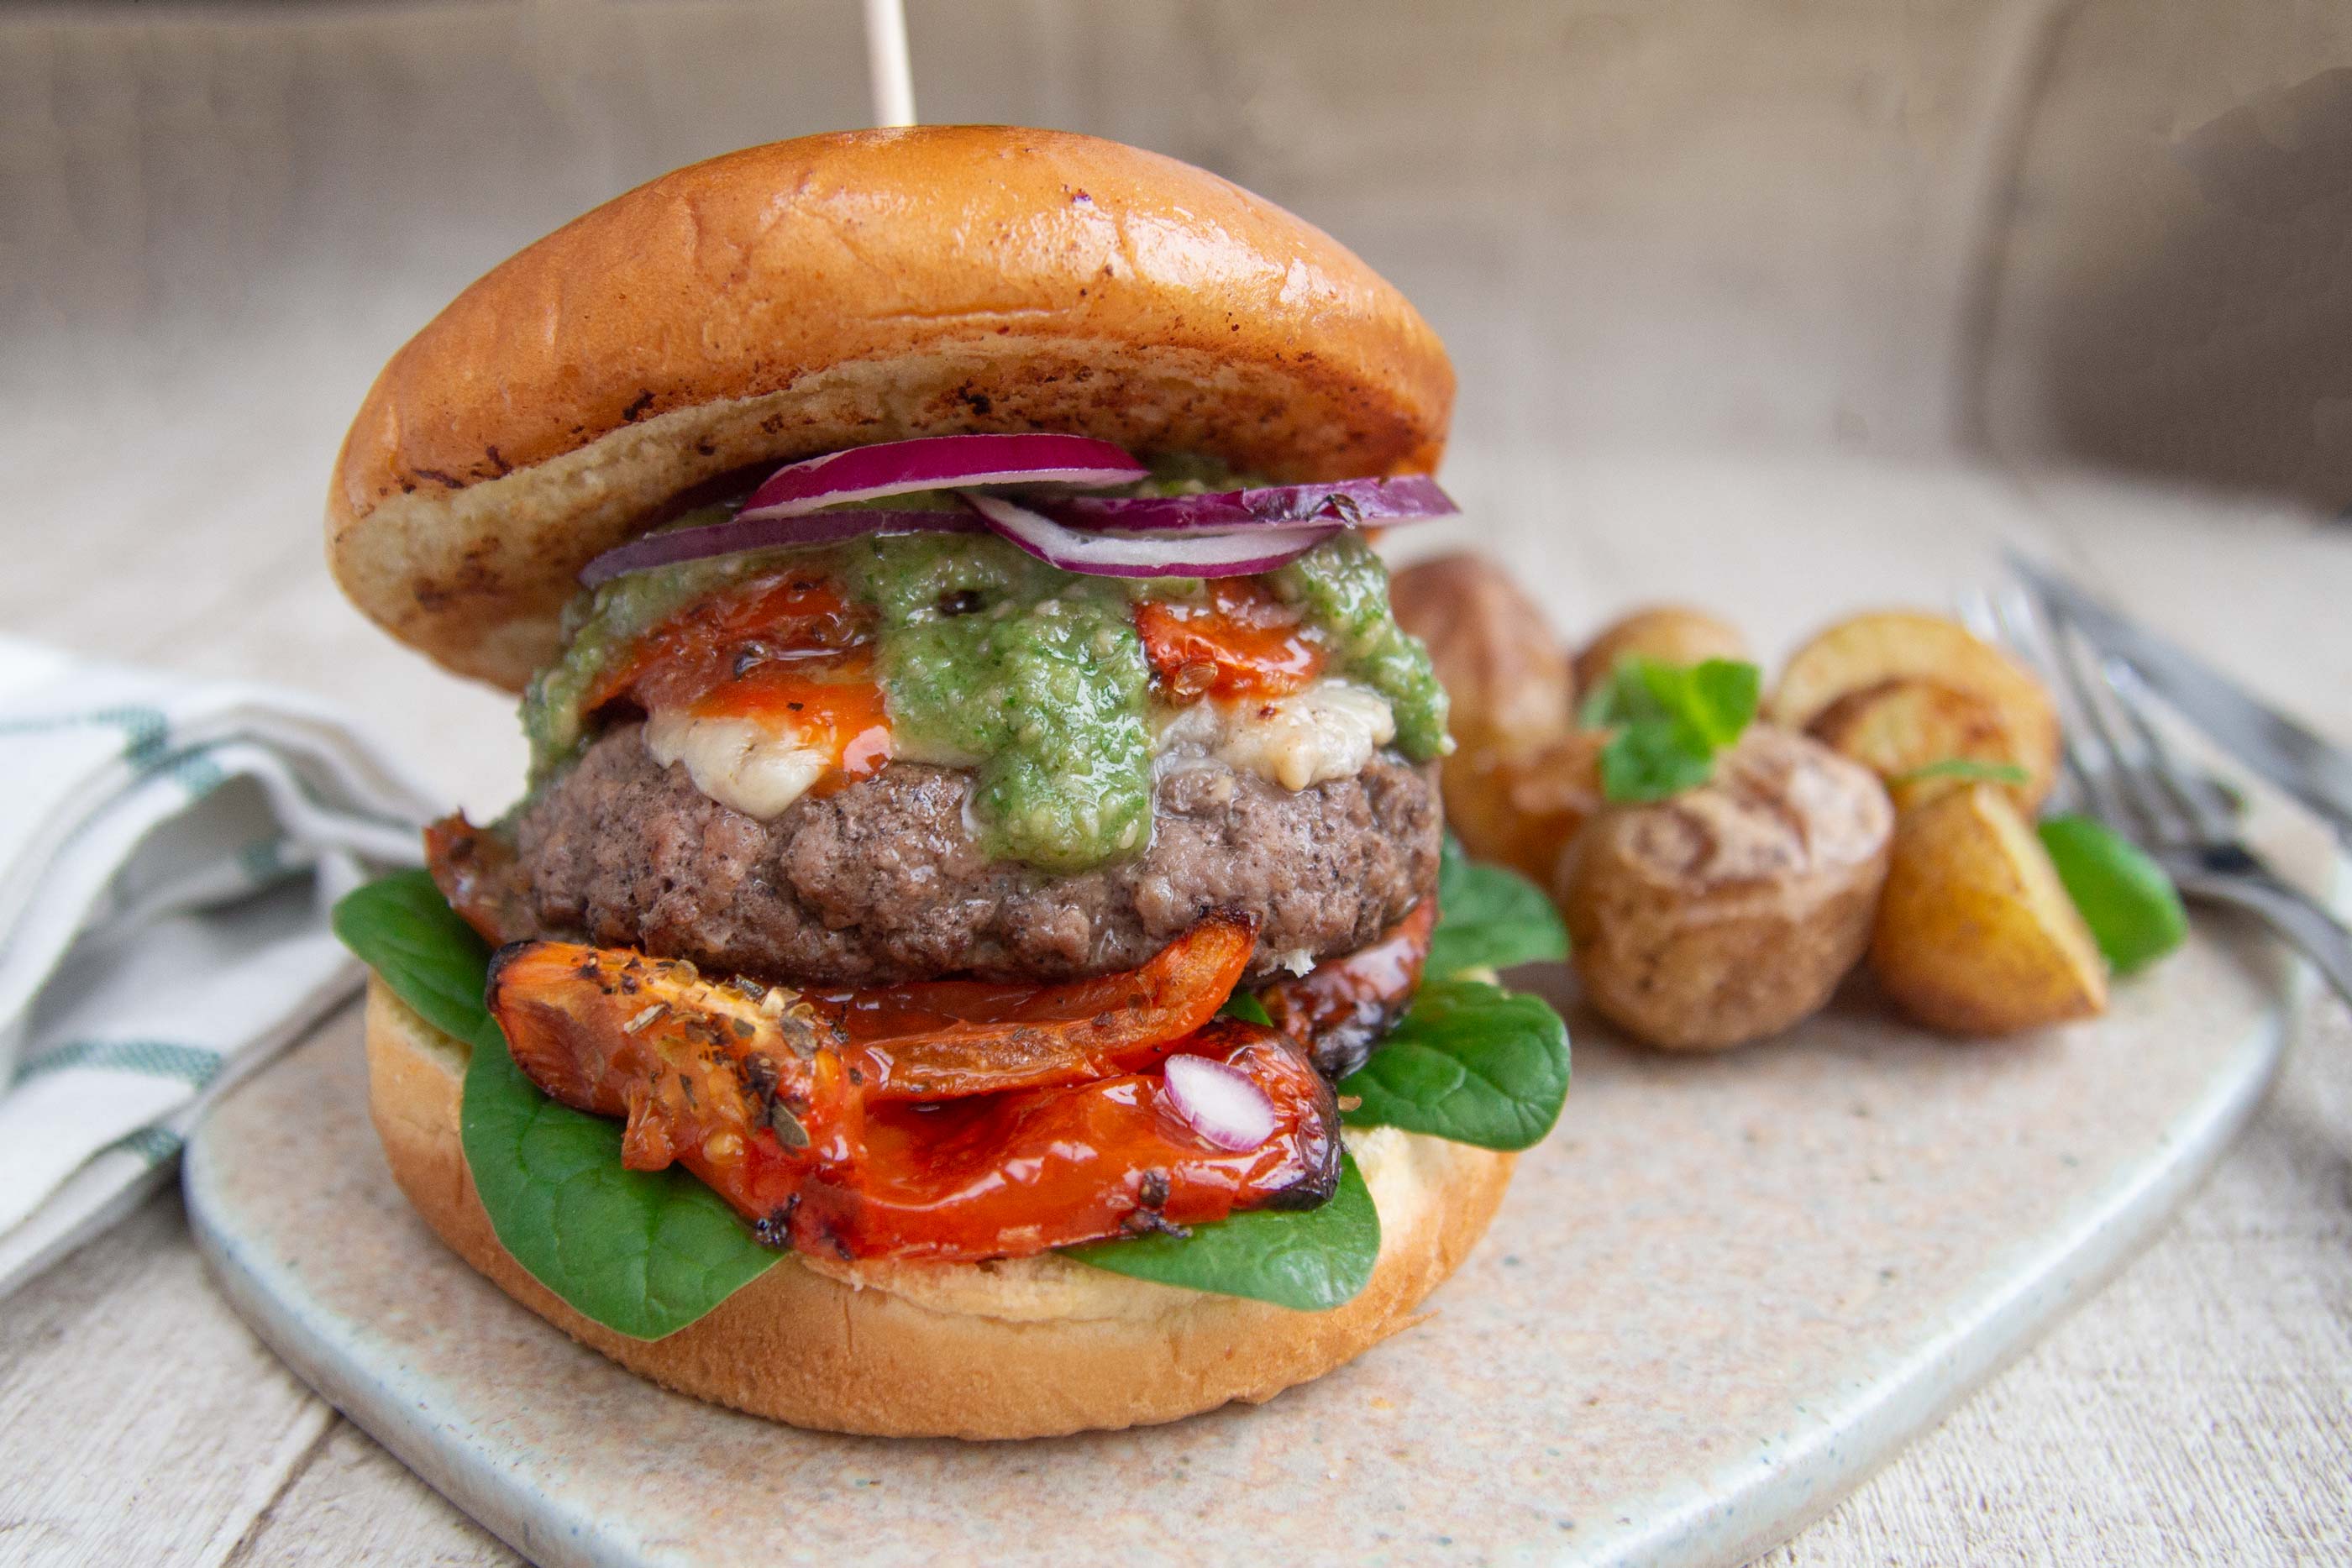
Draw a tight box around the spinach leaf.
[1068,1153,1378,1310]
[1339,978,1569,1151]
[1425,836,1568,979]
[1581,655,1761,804]
[330,870,501,1051]
[461,1033,780,1340]
[2038,815,2189,975]
[1219,989,1275,1026]
[332,873,779,1340]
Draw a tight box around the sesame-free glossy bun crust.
[328,127,1455,692]
[362,978,1513,1440]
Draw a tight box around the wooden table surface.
[3,5,2349,1563]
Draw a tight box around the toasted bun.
[364,977,1512,1439]
[329,126,1455,693]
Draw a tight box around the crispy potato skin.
[1558,727,1893,1051]
[1809,677,2050,814]
[1571,606,1748,694]
[1769,611,2060,805]
[1870,783,2108,1035]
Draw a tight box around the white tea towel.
[0,636,440,1298]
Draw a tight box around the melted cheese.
[1153,678,1397,792]
[644,707,832,821]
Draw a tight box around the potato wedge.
[1769,611,2060,804]
[1389,553,1575,752]
[1810,676,2049,813]
[1446,729,1608,889]
[1572,605,1747,693]
[1558,726,1893,1051]
[1870,783,2108,1036]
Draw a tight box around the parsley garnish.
[1578,656,1761,803]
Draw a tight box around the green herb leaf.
[461,1031,781,1340]
[1425,835,1568,978]
[1582,656,1761,804]
[1218,989,1275,1026]
[1893,758,2033,787]
[1599,721,1719,803]
[330,870,502,1051]
[1682,658,1762,748]
[1068,1153,1379,1309]
[332,873,780,1340]
[2038,815,2190,975]
[1338,978,1570,1151]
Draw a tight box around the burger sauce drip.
[1136,579,1328,704]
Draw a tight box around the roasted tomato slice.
[423,814,536,947]
[485,938,1336,1261]
[1136,579,1327,702]
[820,910,1257,1099]
[787,1020,1340,1261]
[583,572,873,716]
[486,942,864,1171]
[1257,898,1435,1080]
[489,912,1257,1116]
[585,570,896,790]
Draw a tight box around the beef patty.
[513,723,1441,988]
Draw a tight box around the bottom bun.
[363,976,1518,1439]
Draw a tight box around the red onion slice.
[579,508,983,588]
[1032,474,1457,533]
[963,493,1337,579]
[737,434,1147,521]
[1162,1052,1278,1152]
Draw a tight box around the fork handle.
[2171,868,2352,1009]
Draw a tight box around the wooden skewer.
[862,0,917,127]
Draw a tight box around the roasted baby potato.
[1768,611,2061,805]
[1558,726,1893,1051]
[1390,553,1591,879]
[1572,606,1748,693]
[1442,729,1609,888]
[1809,676,2050,813]
[1389,552,1576,751]
[1870,782,2108,1036]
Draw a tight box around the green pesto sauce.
[520,501,1447,873]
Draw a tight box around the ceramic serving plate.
[186,898,2316,1568]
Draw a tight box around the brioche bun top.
[327,126,1455,692]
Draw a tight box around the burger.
[328,126,1568,1440]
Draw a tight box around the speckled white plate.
[186,886,2320,1568]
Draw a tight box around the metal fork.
[1961,584,2352,1006]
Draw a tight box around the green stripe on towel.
[109,1126,186,1165]
[0,705,171,764]
[15,1040,221,1088]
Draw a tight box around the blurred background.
[3,8,2349,1560]
[4,0,2348,794]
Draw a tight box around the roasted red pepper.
[791,1021,1337,1261]
[484,918,1336,1261]
[1257,898,1435,1079]
[1135,579,1328,702]
[423,814,534,947]
[816,911,1256,1098]
[591,569,895,790]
